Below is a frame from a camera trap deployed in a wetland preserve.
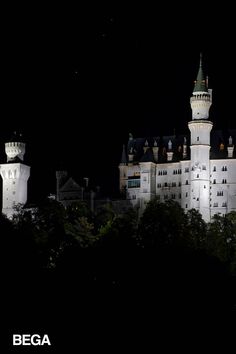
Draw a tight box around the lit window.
[128,179,140,188]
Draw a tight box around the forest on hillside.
[3,198,236,350]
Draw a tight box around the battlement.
[5,141,25,162]
[190,93,211,103]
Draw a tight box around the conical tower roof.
[120,144,127,165]
[193,54,207,93]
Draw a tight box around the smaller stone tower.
[0,134,30,218]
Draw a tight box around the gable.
[59,177,82,192]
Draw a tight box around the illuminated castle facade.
[119,56,236,222]
[0,135,30,218]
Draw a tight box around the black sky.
[1,4,236,200]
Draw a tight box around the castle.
[119,55,236,222]
[1,57,236,222]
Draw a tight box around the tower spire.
[120,144,127,165]
[190,54,212,120]
[193,53,207,93]
[200,52,203,67]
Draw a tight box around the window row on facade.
[211,179,227,184]
[211,202,227,207]
[158,170,167,175]
[128,178,229,189]
[212,166,228,172]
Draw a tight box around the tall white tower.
[188,54,213,222]
[0,135,30,218]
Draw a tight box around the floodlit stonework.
[119,56,236,222]
[0,135,30,218]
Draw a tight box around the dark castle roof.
[210,129,236,159]
[193,54,208,93]
[120,144,128,164]
[125,129,236,164]
[140,147,155,163]
[127,135,189,164]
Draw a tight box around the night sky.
[1,4,236,201]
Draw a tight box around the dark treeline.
[3,198,236,350]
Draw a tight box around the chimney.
[227,136,234,158]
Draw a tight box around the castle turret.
[190,53,212,120]
[188,55,213,221]
[227,136,234,158]
[152,140,159,162]
[183,137,188,159]
[0,134,30,218]
[167,139,174,161]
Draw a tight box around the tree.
[11,199,67,269]
[65,216,97,248]
[138,199,186,249]
[94,202,116,232]
[221,212,236,274]
[206,212,236,271]
[185,209,207,250]
[98,207,138,250]
[66,201,92,223]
